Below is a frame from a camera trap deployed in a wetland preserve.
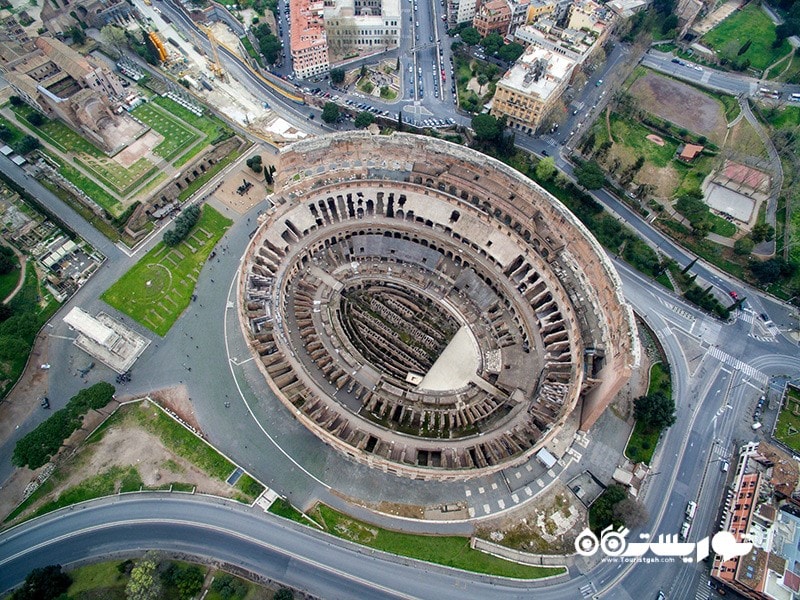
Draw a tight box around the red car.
[729,291,739,300]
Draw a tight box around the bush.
[211,573,248,600]
[163,204,201,247]
[26,112,45,127]
[12,382,116,469]
[12,565,72,600]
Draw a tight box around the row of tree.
[163,205,201,247]
[252,23,281,65]
[12,382,116,469]
[457,27,525,63]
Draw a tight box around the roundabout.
[238,132,639,481]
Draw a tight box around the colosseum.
[239,132,639,481]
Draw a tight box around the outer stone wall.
[239,131,638,481]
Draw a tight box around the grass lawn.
[764,105,800,129]
[68,561,128,596]
[0,115,27,146]
[709,212,737,237]
[269,497,306,522]
[131,102,201,161]
[12,466,143,522]
[702,3,792,72]
[101,205,231,336]
[0,260,21,301]
[609,113,679,168]
[775,387,800,453]
[625,362,672,464]
[46,153,122,215]
[129,401,236,481]
[151,96,232,146]
[309,504,564,579]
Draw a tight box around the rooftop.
[498,46,576,100]
[290,0,327,53]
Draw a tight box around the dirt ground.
[629,73,728,144]
[210,153,276,215]
[476,481,586,555]
[2,396,242,525]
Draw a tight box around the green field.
[775,386,800,454]
[307,504,563,579]
[608,113,679,167]
[101,205,231,336]
[151,96,233,148]
[702,3,792,72]
[0,259,21,301]
[132,102,201,160]
[626,362,672,464]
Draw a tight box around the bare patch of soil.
[150,385,202,432]
[476,481,586,555]
[630,73,727,144]
[209,157,271,215]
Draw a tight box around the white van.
[752,422,762,430]
[686,501,697,520]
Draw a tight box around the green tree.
[322,102,340,123]
[471,113,502,142]
[26,111,44,126]
[661,14,678,34]
[634,392,676,430]
[0,247,16,275]
[480,32,503,55]
[274,589,294,600]
[751,223,775,243]
[12,565,72,600]
[246,154,263,173]
[733,236,754,255]
[354,111,375,128]
[69,24,86,44]
[15,135,40,155]
[211,574,248,599]
[330,67,345,84]
[498,42,524,63]
[162,563,204,600]
[126,555,162,600]
[589,484,627,533]
[460,27,480,46]
[535,156,556,181]
[101,24,128,55]
[574,160,606,189]
[752,258,795,284]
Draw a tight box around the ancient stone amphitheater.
[239,132,638,481]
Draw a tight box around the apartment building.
[490,45,576,133]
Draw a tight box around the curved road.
[0,494,570,599]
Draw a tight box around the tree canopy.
[163,205,201,247]
[634,392,676,430]
[330,68,345,84]
[574,160,606,189]
[12,565,72,600]
[471,113,502,142]
[460,27,480,45]
[322,102,340,123]
[354,111,375,128]
[253,23,281,64]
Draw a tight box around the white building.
[325,0,400,55]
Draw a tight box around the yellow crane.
[200,25,226,81]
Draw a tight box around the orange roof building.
[679,143,704,161]
[289,0,329,79]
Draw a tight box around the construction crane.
[200,25,226,81]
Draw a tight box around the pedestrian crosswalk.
[707,345,769,383]
[695,574,712,600]
[579,582,596,598]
